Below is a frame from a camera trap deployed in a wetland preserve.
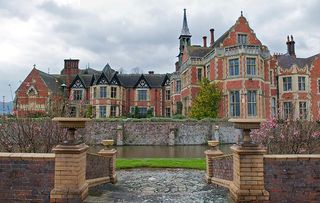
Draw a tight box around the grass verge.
[116,158,205,170]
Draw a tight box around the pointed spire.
[180,8,191,36]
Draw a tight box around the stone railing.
[86,149,117,188]
[264,154,320,203]
[224,45,260,56]
[0,153,55,202]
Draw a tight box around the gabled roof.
[134,74,151,88]
[37,69,62,92]
[144,74,167,88]
[102,63,116,81]
[95,72,109,85]
[277,54,319,69]
[70,75,86,88]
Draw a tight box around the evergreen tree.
[189,78,222,119]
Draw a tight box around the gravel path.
[85,169,232,203]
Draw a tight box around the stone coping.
[264,154,320,159]
[0,152,55,160]
[87,177,110,188]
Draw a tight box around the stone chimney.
[286,35,295,57]
[203,36,207,47]
[210,28,215,47]
[148,71,154,74]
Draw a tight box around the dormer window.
[238,34,247,44]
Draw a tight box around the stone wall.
[86,153,111,179]
[264,155,320,202]
[212,155,233,181]
[82,120,240,145]
[0,153,55,202]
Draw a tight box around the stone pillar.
[168,128,176,146]
[205,149,223,183]
[98,149,117,183]
[50,143,89,203]
[229,145,269,202]
[116,124,123,146]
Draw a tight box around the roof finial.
[33,64,36,68]
[180,8,191,36]
[241,11,243,16]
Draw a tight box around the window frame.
[299,101,307,119]
[229,58,240,77]
[237,34,247,44]
[137,89,148,101]
[73,89,83,101]
[230,91,240,117]
[99,106,107,118]
[176,80,181,93]
[165,89,171,101]
[283,102,292,119]
[111,86,117,98]
[283,77,292,92]
[197,68,202,82]
[110,105,117,117]
[165,107,171,117]
[247,90,257,117]
[246,58,256,76]
[298,76,306,91]
[100,86,107,98]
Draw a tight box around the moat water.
[89,144,233,158]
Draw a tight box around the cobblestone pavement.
[85,169,232,203]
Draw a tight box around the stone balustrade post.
[50,144,89,203]
[98,149,117,183]
[205,149,223,183]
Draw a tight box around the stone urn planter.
[101,139,114,149]
[208,140,219,150]
[228,118,265,148]
[52,117,91,145]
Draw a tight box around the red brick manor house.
[14,10,320,120]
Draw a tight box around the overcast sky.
[1,0,320,101]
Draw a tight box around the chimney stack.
[203,36,207,47]
[286,35,295,57]
[210,28,215,47]
[148,71,154,74]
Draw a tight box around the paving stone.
[85,168,232,203]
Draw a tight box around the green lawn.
[116,158,206,170]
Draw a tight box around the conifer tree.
[189,78,222,119]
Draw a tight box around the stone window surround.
[298,76,306,91]
[237,32,248,45]
[136,88,149,101]
[298,101,308,119]
[72,88,84,101]
[246,57,256,76]
[282,76,292,92]
[247,90,257,117]
[228,57,240,77]
[111,86,117,99]
[229,90,240,117]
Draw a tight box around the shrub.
[251,118,320,154]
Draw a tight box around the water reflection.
[89,144,233,158]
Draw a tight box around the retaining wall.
[86,153,111,179]
[82,120,240,145]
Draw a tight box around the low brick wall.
[0,153,55,202]
[86,153,111,180]
[264,155,320,202]
[212,154,233,181]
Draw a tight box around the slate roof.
[37,69,62,92]
[180,9,191,36]
[186,46,212,58]
[277,54,319,69]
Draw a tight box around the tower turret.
[178,9,192,66]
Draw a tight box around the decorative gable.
[97,73,109,85]
[164,78,170,86]
[137,78,149,88]
[72,79,84,88]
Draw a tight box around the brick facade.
[14,10,320,120]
